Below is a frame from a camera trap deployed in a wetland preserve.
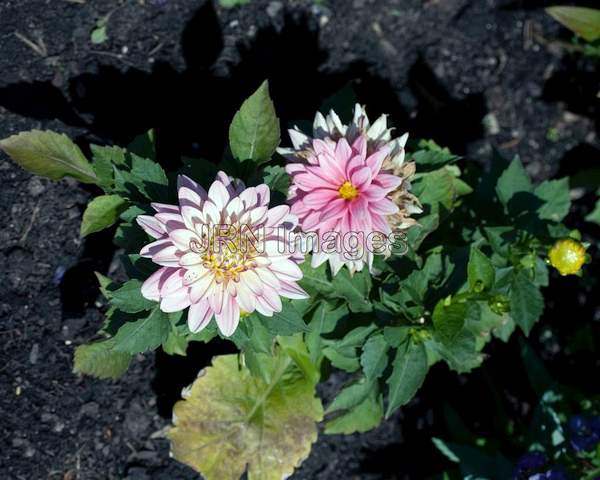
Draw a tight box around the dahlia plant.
[0,81,590,479]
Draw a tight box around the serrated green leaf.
[383,326,410,348]
[510,270,544,335]
[229,80,280,165]
[496,157,532,206]
[534,178,571,222]
[80,194,128,237]
[360,334,389,380]
[325,390,383,434]
[259,301,310,335]
[109,279,156,313]
[262,164,289,195]
[112,307,170,354]
[467,246,495,292]
[433,299,467,345]
[326,378,372,414]
[0,130,97,183]
[73,338,131,379]
[305,303,348,364]
[128,129,156,160]
[90,144,126,190]
[547,6,600,42]
[331,268,372,312]
[385,340,428,417]
[430,329,483,373]
[168,352,323,480]
[323,346,360,372]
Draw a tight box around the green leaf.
[259,301,310,335]
[585,197,600,225]
[0,130,97,183]
[467,246,495,292]
[305,303,348,364]
[412,140,459,170]
[496,157,532,206]
[430,329,483,373]
[360,334,389,380]
[219,0,250,7]
[383,326,410,348]
[325,390,383,434]
[262,165,289,195]
[547,6,600,42]
[109,279,156,313]
[167,352,323,480]
[73,338,131,379]
[385,340,428,417]
[433,299,467,345]
[326,378,372,414]
[330,268,372,312]
[128,129,156,160]
[510,270,544,335]
[229,80,280,165]
[90,144,126,190]
[277,334,320,385]
[91,25,108,44]
[534,178,571,222]
[112,307,170,354]
[80,194,128,237]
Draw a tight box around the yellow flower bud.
[548,238,587,276]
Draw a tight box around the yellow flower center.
[338,181,359,200]
[548,238,587,276]
[190,226,258,283]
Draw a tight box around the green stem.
[245,356,292,421]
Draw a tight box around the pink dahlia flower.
[278,104,421,275]
[136,172,308,337]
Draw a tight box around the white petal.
[289,128,309,150]
[208,180,230,211]
[188,300,213,333]
[215,294,239,337]
[189,274,214,303]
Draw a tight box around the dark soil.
[0,0,598,479]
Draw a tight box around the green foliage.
[80,194,128,237]
[229,80,280,166]
[73,338,131,379]
[219,0,250,7]
[0,130,97,183]
[167,351,323,480]
[547,6,600,42]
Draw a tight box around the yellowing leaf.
[0,130,97,183]
[168,353,323,480]
[547,6,600,42]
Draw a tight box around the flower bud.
[548,238,587,276]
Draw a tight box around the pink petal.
[374,173,402,191]
[178,174,207,200]
[215,294,240,337]
[362,185,388,201]
[189,274,214,303]
[370,198,399,215]
[366,145,391,175]
[208,180,230,211]
[265,205,290,228]
[255,184,270,206]
[140,238,172,258]
[303,189,338,209]
[351,135,368,159]
[319,198,347,222]
[169,229,200,251]
[160,269,185,296]
[136,215,165,239]
[188,300,213,333]
[235,280,256,312]
[141,267,175,301]
[278,280,309,300]
[209,282,225,315]
[151,202,179,214]
[335,137,352,161]
[293,173,334,190]
[160,288,191,313]
[350,166,372,189]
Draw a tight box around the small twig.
[88,50,137,68]
[19,200,41,244]
[14,31,47,57]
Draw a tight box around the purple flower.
[513,452,548,479]
[568,415,600,453]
